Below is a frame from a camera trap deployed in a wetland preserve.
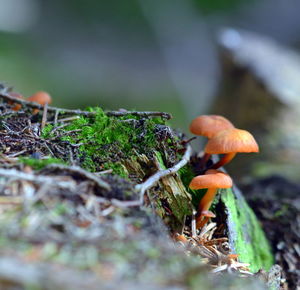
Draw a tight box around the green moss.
[45,107,168,176]
[178,165,207,209]
[154,151,167,170]
[274,204,289,218]
[221,188,274,272]
[41,124,54,138]
[103,162,129,179]
[19,157,65,170]
[169,163,272,271]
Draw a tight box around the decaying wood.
[136,145,192,203]
[0,88,281,289]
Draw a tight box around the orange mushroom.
[8,92,24,111]
[28,91,52,114]
[189,115,234,138]
[189,169,232,228]
[196,210,216,229]
[189,115,234,167]
[174,233,188,244]
[205,128,259,169]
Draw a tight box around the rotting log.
[214,28,300,180]
[0,90,277,289]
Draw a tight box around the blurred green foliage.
[193,0,251,13]
[60,0,149,30]
[0,0,254,130]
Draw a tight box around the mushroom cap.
[205,128,259,154]
[200,210,216,218]
[189,115,234,138]
[189,169,232,190]
[8,92,24,111]
[28,91,52,105]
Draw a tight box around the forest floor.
[241,176,300,289]
[0,89,295,289]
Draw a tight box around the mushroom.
[204,128,259,169]
[196,210,216,229]
[189,169,232,228]
[28,91,52,114]
[189,115,234,138]
[189,115,234,167]
[8,92,24,111]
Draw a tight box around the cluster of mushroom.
[8,91,52,113]
[189,115,259,229]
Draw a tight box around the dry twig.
[40,103,48,132]
[136,145,192,203]
[0,90,172,120]
[43,164,111,191]
[0,168,74,188]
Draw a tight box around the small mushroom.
[28,91,52,114]
[174,233,188,245]
[8,92,24,111]
[189,115,234,167]
[189,169,232,228]
[204,128,259,169]
[196,210,216,229]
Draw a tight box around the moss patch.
[42,108,174,176]
[221,188,274,272]
[19,157,65,170]
[178,164,207,209]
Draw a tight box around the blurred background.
[2,0,300,180]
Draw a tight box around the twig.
[49,129,82,140]
[106,110,172,120]
[69,148,75,166]
[191,210,197,238]
[54,109,59,126]
[56,116,80,123]
[43,164,111,191]
[49,123,69,134]
[101,205,115,216]
[48,116,80,124]
[0,90,172,119]
[136,145,192,204]
[0,90,95,116]
[94,169,113,175]
[1,121,13,133]
[111,199,142,208]
[7,149,27,158]
[0,168,74,188]
[43,142,56,157]
[41,103,48,132]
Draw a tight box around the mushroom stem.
[199,152,211,169]
[211,152,236,169]
[198,187,217,213]
[196,216,210,229]
[196,210,216,229]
